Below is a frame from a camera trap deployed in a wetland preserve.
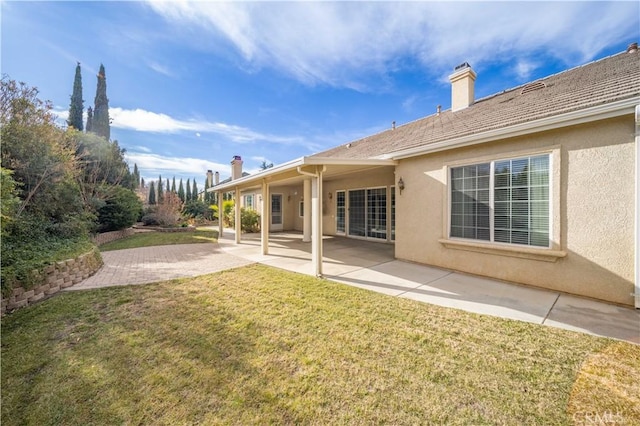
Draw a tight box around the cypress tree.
[178,179,185,202]
[166,178,170,193]
[171,177,176,193]
[67,62,84,131]
[157,175,164,203]
[86,106,93,132]
[141,177,145,188]
[132,163,140,189]
[185,179,191,202]
[148,181,156,205]
[204,179,210,204]
[192,180,198,200]
[92,64,110,140]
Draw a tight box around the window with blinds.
[450,154,550,248]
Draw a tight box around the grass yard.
[2,264,638,425]
[99,228,218,251]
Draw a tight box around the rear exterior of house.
[211,45,640,307]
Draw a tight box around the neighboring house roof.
[215,171,251,187]
[314,48,640,161]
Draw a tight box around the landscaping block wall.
[1,247,103,315]
[91,228,136,246]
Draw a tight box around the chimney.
[627,42,638,53]
[449,62,476,112]
[231,155,243,180]
[214,171,219,185]
[206,170,213,187]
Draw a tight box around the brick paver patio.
[66,243,254,291]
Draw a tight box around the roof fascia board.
[384,97,639,160]
[208,156,396,192]
[208,157,305,192]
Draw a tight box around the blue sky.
[2,1,638,186]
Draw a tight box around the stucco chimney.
[206,170,213,187]
[214,171,219,185]
[449,62,477,112]
[231,155,243,181]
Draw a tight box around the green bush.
[222,200,235,227]
[97,186,143,232]
[241,208,260,233]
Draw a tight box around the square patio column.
[261,180,269,255]
[303,178,311,242]
[234,187,241,244]
[217,191,223,237]
[311,169,323,276]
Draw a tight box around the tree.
[67,62,84,131]
[203,178,211,204]
[171,176,176,193]
[86,106,93,132]
[140,177,145,188]
[0,168,19,235]
[260,160,274,170]
[178,178,185,202]
[97,186,142,232]
[148,181,156,205]
[132,163,140,189]
[166,178,170,193]
[185,178,191,202]
[157,175,164,203]
[92,64,110,140]
[191,180,198,200]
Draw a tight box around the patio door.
[347,188,387,240]
[271,194,283,231]
[336,190,346,235]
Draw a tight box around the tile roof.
[314,48,640,160]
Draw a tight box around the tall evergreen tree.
[178,179,185,202]
[148,181,156,205]
[132,163,140,189]
[171,177,176,193]
[192,180,198,200]
[204,179,210,204]
[67,62,84,131]
[157,175,164,203]
[86,106,93,132]
[185,179,191,202]
[92,64,110,140]
[141,177,145,188]
[166,178,170,193]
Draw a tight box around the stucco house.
[210,43,640,308]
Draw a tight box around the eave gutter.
[635,104,640,309]
[382,97,639,160]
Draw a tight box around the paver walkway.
[67,243,253,290]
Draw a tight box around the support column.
[303,178,311,242]
[234,187,241,244]
[217,191,223,237]
[635,105,640,308]
[261,180,269,255]
[311,167,323,277]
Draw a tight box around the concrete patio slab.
[544,294,640,344]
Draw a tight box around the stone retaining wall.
[1,248,103,315]
[91,228,136,246]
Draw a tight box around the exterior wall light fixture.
[398,177,405,194]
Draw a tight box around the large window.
[450,154,550,248]
[348,188,387,240]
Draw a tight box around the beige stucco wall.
[394,115,636,306]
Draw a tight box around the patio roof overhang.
[208,156,397,192]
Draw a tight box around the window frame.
[443,148,563,259]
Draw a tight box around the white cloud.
[109,107,306,145]
[146,1,638,89]
[148,61,174,77]
[125,151,229,180]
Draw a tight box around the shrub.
[97,186,143,232]
[229,208,261,233]
[222,200,235,227]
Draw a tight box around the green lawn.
[2,264,638,425]
[99,228,218,251]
